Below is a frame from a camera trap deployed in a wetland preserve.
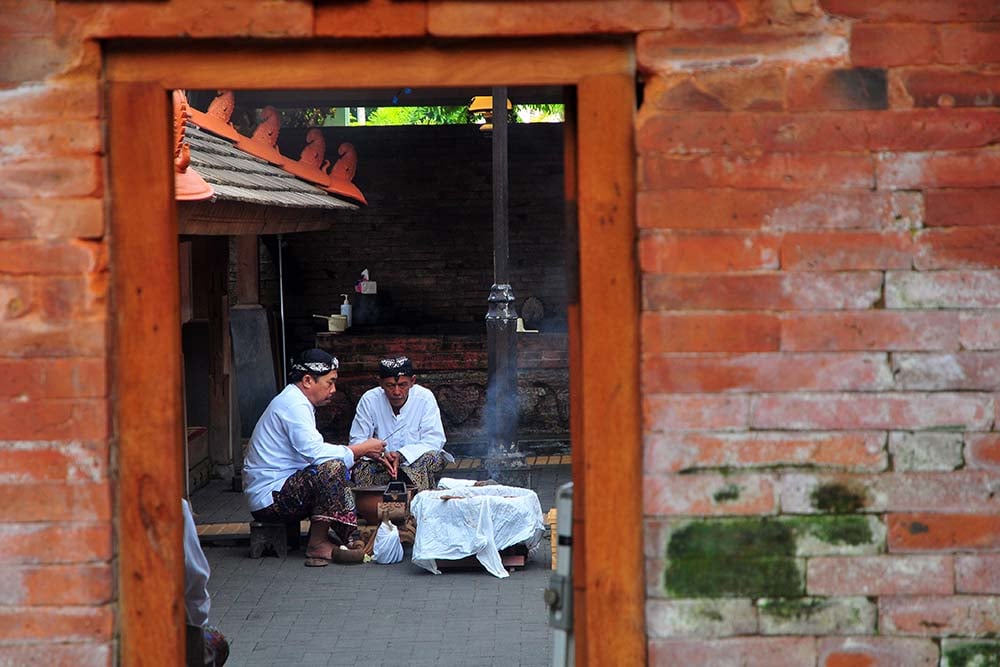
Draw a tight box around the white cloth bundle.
[410,485,545,578]
[373,521,404,564]
[437,477,477,489]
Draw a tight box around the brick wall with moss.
[640,0,1000,663]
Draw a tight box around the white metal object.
[546,482,574,666]
[312,313,347,332]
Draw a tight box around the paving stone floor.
[191,465,571,667]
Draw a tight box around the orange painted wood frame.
[107,39,643,666]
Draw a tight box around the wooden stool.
[248,521,301,558]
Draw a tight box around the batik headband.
[292,360,338,373]
[378,356,413,378]
[291,355,339,374]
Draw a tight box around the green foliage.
[365,106,473,126]
[515,104,564,123]
[363,103,564,126]
[277,107,346,128]
[230,102,566,131]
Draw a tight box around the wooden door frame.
[107,38,643,665]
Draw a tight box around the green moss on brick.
[712,484,741,503]
[758,597,831,620]
[793,516,873,546]
[698,608,724,622]
[665,519,803,598]
[811,483,866,514]
[666,556,803,598]
[668,519,796,559]
[942,642,1000,667]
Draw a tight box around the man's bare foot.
[304,541,335,561]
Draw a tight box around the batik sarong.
[250,459,357,543]
[203,625,229,665]
[351,450,449,491]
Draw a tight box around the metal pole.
[277,233,287,382]
[485,86,519,466]
[492,88,509,283]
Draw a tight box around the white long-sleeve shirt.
[349,384,451,465]
[182,499,210,627]
[243,383,355,512]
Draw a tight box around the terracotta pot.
[352,486,385,525]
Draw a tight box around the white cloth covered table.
[410,485,545,578]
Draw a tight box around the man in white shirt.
[349,356,453,491]
[243,349,386,566]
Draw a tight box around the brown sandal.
[303,555,333,567]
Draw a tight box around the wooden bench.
[248,521,301,558]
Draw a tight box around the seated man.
[243,349,385,566]
[350,356,453,491]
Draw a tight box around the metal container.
[312,313,348,333]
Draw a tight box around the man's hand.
[351,437,386,459]
[379,451,400,479]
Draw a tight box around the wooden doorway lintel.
[107,38,643,666]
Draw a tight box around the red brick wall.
[638,1,1000,664]
[4,0,1000,663]
[0,2,113,662]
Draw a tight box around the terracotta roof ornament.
[172,90,214,201]
[182,123,356,215]
[284,127,333,187]
[324,142,368,205]
[187,90,241,143]
[235,105,287,167]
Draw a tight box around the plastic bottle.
[340,294,352,329]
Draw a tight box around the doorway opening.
[180,84,573,664]
[107,39,642,666]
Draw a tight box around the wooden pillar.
[235,234,259,305]
[198,237,233,475]
[577,72,644,666]
[109,80,185,666]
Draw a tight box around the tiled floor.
[191,462,572,666]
